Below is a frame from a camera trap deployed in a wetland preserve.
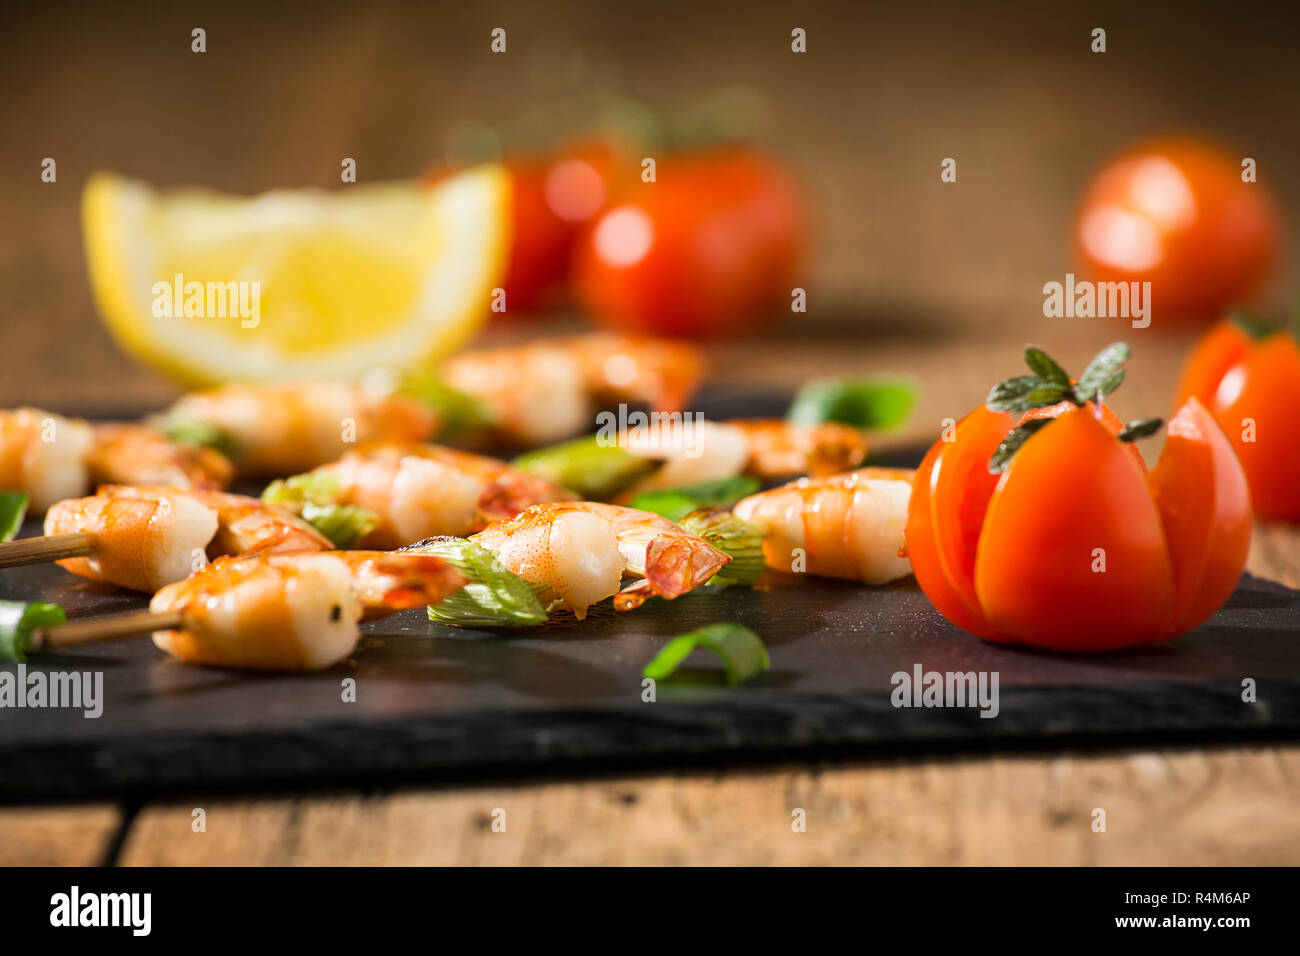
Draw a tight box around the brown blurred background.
[1,0,1298,427]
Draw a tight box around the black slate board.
[1,394,1299,802]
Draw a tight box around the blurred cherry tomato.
[906,398,1251,651]
[426,141,620,316]
[574,148,807,338]
[1074,139,1281,323]
[1175,319,1300,520]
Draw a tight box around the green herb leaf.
[786,377,917,430]
[1075,342,1130,400]
[300,503,379,549]
[0,600,66,663]
[0,491,29,543]
[679,507,766,587]
[988,418,1054,474]
[511,434,659,500]
[629,476,761,523]
[160,418,242,460]
[1232,311,1280,341]
[399,375,498,440]
[1118,417,1164,442]
[642,622,770,686]
[985,376,1067,413]
[263,473,378,547]
[1024,346,1070,386]
[410,536,549,628]
[263,471,345,510]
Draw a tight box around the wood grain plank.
[117,745,1300,865]
[0,804,121,866]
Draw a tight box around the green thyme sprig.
[985,342,1162,474]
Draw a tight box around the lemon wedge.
[82,168,509,385]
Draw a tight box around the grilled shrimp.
[619,418,867,495]
[157,380,437,476]
[44,490,219,593]
[99,485,330,557]
[0,408,94,511]
[282,442,575,549]
[86,423,233,490]
[44,486,328,592]
[732,468,915,585]
[149,551,466,670]
[441,333,704,446]
[471,501,730,618]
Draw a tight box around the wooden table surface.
[2,323,1298,867]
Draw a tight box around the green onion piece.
[679,507,766,587]
[0,491,29,542]
[629,476,761,523]
[642,622,770,686]
[400,375,498,439]
[262,473,379,547]
[0,600,66,663]
[511,434,659,500]
[301,503,379,549]
[160,417,242,459]
[787,377,917,430]
[409,536,549,628]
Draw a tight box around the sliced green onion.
[642,622,769,686]
[679,507,766,587]
[629,476,760,523]
[400,375,498,439]
[0,600,66,663]
[0,491,29,542]
[160,417,242,459]
[409,536,549,628]
[262,473,379,547]
[511,434,659,500]
[787,377,917,430]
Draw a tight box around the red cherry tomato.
[1176,320,1300,520]
[1074,139,1281,323]
[574,148,807,338]
[906,398,1251,650]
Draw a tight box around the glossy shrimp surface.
[301,442,575,548]
[471,501,730,618]
[86,423,234,491]
[149,551,466,670]
[101,485,330,557]
[619,418,867,495]
[0,408,94,511]
[733,467,915,585]
[441,333,704,446]
[44,489,219,592]
[160,380,437,475]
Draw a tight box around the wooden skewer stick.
[0,532,95,568]
[26,608,184,653]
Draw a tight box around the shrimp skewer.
[441,333,705,446]
[732,467,915,585]
[0,486,329,593]
[264,441,575,549]
[156,380,438,476]
[86,423,233,491]
[512,418,867,500]
[11,551,466,671]
[468,501,730,619]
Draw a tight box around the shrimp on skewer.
[265,442,575,549]
[469,501,730,619]
[732,467,915,585]
[5,551,466,671]
[36,486,328,592]
[156,380,438,476]
[86,423,233,490]
[512,417,867,500]
[441,333,705,446]
[149,551,466,670]
[0,408,94,511]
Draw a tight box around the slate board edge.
[4,678,1298,803]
